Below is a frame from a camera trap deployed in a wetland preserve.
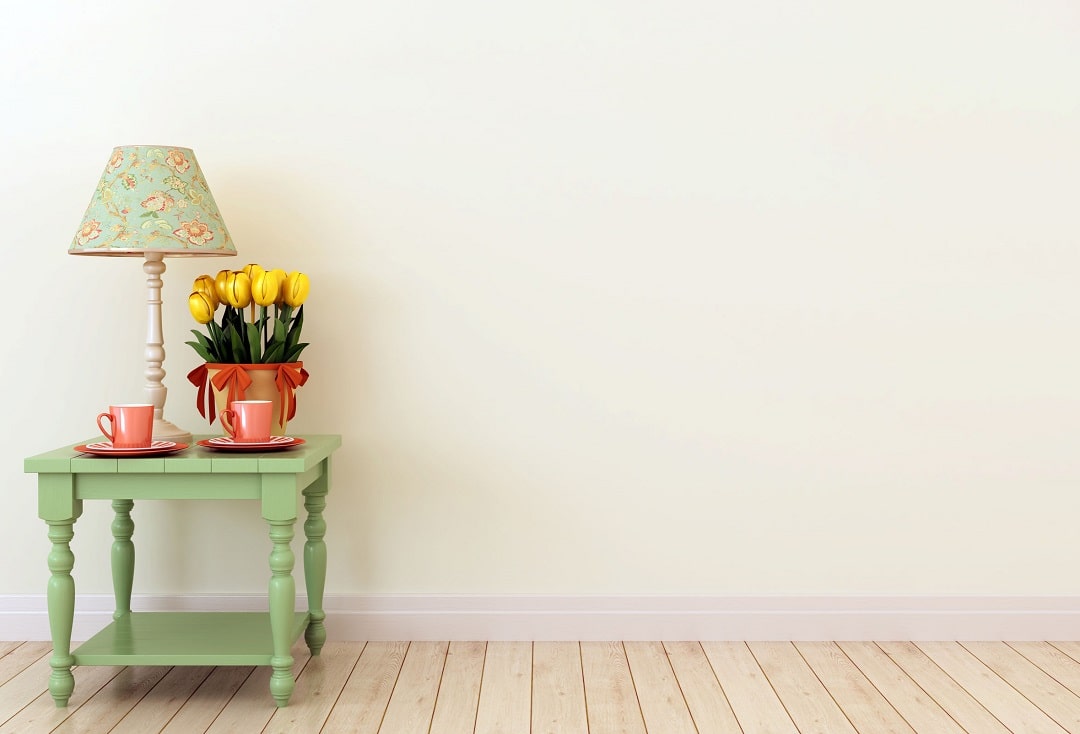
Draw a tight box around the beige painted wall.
[2,1,1078,597]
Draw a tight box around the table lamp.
[70,145,237,443]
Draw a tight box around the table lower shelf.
[72,611,310,666]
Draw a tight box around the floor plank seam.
[658,643,701,734]
[620,641,650,733]
[317,641,367,734]
[148,667,214,734]
[577,642,590,734]
[745,642,804,733]
[833,642,920,734]
[1006,642,1079,697]
[691,642,745,734]
[954,641,1061,730]
[860,642,972,734]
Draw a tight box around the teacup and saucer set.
[75,404,189,457]
[195,400,305,452]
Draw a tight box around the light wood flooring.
[1,640,1080,732]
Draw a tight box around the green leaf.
[227,323,245,363]
[247,322,262,363]
[139,211,156,218]
[185,340,213,362]
[285,342,309,362]
[206,321,226,359]
[190,329,218,361]
[263,342,285,364]
[273,317,286,344]
[285,305,304,351]
[190,329,212,348]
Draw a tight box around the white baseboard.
[0,594,1077,641]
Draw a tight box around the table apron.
[71,462,325,500]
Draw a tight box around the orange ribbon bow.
[187,364,254,425]
[274,363,309,427]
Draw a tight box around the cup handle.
[97,412,115,443]
[220,409,237,438]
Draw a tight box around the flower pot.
[188,362,309,436]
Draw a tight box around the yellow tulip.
[214,269,230,303]
[251,268,279,307]
[242,263,264,282]
[283,271,310,307]
[188,291,215,324]
[223,271,252,309]
[192,274,219,309]
[270,269,288,305]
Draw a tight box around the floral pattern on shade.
[70,146,235,256]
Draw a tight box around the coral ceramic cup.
[220,400,273,443]
[96,404,155,449]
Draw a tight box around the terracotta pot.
[189,362,309,436]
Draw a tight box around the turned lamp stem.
[143,253,191,443]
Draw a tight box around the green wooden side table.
[23,434,342,709]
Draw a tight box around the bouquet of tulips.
[186,264,310,364]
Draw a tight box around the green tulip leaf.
[206,321,228,359]
[190,329,212,348]
[185,341,213,362]
[190,329,219,361]
[286,305,304,351]
[263,342,285,364]
[273,317,286,344]
[247,322,262,363]
[286,342,309,362]
[227,323,245,363]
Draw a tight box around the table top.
[24,434,342,475]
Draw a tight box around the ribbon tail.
[275,364,308,427]
[187,365,215,424]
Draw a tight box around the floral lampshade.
[70,145,236,257]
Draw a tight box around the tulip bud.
[283,271,311,307]
[214,269,230,303]
[251,268,279,307]
[270,269,288,305]
[223,271,252,309]
[192,274,219,309]
[242,263,264,282]
[188,291,215,324]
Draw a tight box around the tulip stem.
[260,306,269,352]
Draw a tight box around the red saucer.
[196,436,305,452]
[75,441,189,458]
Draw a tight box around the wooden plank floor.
[3,641,1080,733]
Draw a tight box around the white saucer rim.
[206,435,296,447]
[84,440,177,452]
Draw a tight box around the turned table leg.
[267,518,296,707]
[111,500,134,620]
[302,469,328,656]
[46,519,77,707]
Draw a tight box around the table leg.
[111,500,134,620]
[46,519,76,707]
[302,473,328,656]
[267,518,296,707]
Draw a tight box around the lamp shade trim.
[70,146,236,257]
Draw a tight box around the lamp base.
[152,418,192,445]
